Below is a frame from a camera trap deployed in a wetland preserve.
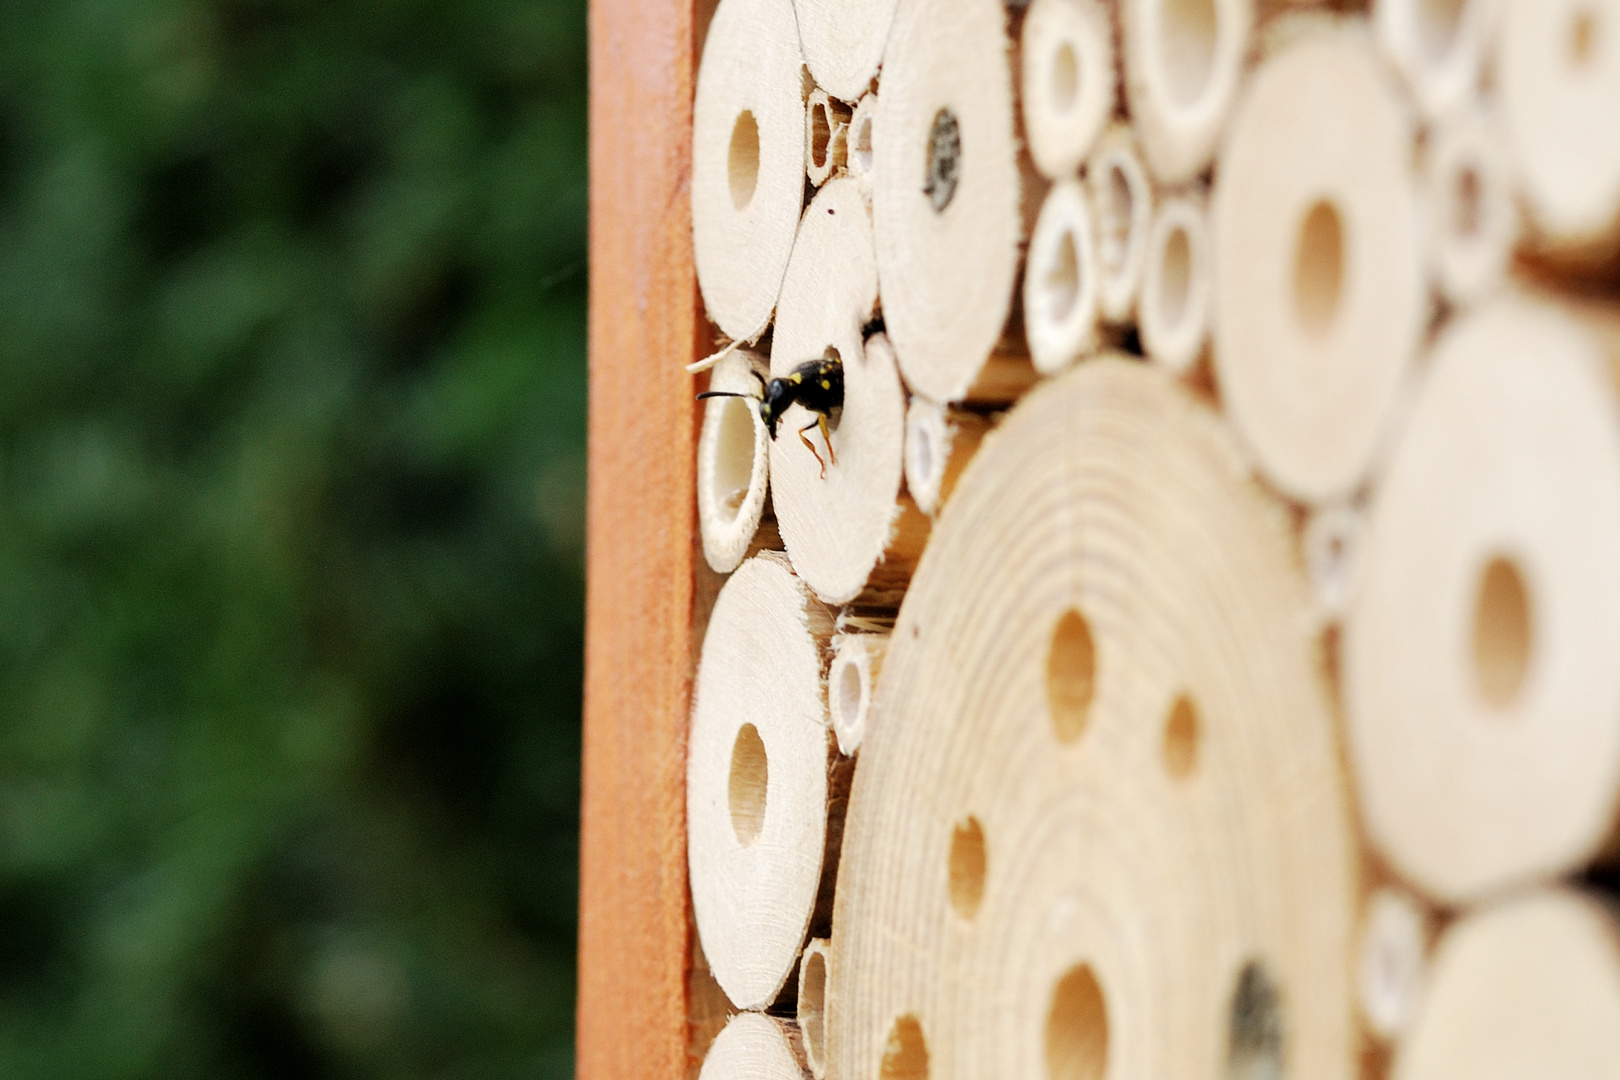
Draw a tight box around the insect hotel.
[580,1,1620,1079]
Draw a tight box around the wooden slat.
[579,0,701,1072]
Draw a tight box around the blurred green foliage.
[0,0,587,1075]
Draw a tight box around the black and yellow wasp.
[698,351,844,477]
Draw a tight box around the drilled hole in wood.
[1099,165,1133,274]
[729,110,760,210]
[948,816,987,919]
[1571,6,1600,68]
[1157,222,1193,331]
[853,114,874,173]
[1163,694,1200,780]
[1051,41,1079,113]
[924,108,961,213]
[1293,199,1344,340]
[1453,166,1482,238]
[801,948,828,1069]
[1162,0,1218,107]
[1226,960,1284,1080]
[811,100,833,169]
[836,657,864,731]
[881,1015,930,1080]
[728,723,768,845]
[1045,227,1082,324]
[1048,610,1097,744]
[711,396,757,520]
[1473,555,1533,710]
[1047,964,1109,1080]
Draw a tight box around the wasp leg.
[818,414,837,467]
[799,418,829,479]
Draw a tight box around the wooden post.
[579,0,701,1074]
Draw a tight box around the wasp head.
[760,378,792,438]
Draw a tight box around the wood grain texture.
[579,0,702,1071]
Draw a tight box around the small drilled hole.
[811,101,832,169]
[881,1015,929,1080]
[1100,166,1132,273]
[1571,7,1599,68]
[729,111,760,210]
[1158,223,1192,331]
[1416,0,1467,64]
[1046,964,1109,1080]
[711,396,757,521]
[1472,555,1532,710]
[1046,228,1082,324]
[802,950,828,1068]
[1162,694,1200,780]
[728,723,768,845]
[924,108,961,213]
[1453,167,1482,238]
[1227,961,1283,1080]
[838,658,863,730]
[1162,0,1218,108]
[914,423,935,486]
[854,115,874,173]
[948,816,987,919]
[1293,200,1345,340]
[1051,42,1080,113]
[1047,610,1097,744]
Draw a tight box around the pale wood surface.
[579,0,702,1071]
[1211,28,1423,504]
[1345,293,1620,904]
[829,358,1358,1080]
[1393,890,1620,1080]
[687,553,836,1010]
[874,0,1022,403]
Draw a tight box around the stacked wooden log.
[684,1,1620,1078]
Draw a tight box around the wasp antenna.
[696,390,755,401]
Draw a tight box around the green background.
[0,0,587,1074]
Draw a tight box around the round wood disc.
[826,358,1358,1080]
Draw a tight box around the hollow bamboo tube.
[1211,27,1425,504]
[1392,890,1620,1080]
[798,938,833,1079]
[829,633,888,755]
[692,0,808,342]
[1087,124,1155,326]
[1020,0,1116,180]
[1496,0,1620,268]
[1139,186,1212,376]
[1344,293,1620,906]
[1358,886,1432,1041]
[872,0,1023,404]
[688,552,841,1010]
[846,94,877,193]
[1422,107,1516,309]
[698,349,771,573]
[1025,179,1102,375]
[904,398,991,516]
[700,1012,813,1080]
[1373,0,1498,121]
[806,89,852,188]
[770,181,924,605]
[1302,501,1366,624]
[826,359,1358,1080]
[1122,0,1256,184]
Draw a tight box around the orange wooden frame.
[578,0,703,1073]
